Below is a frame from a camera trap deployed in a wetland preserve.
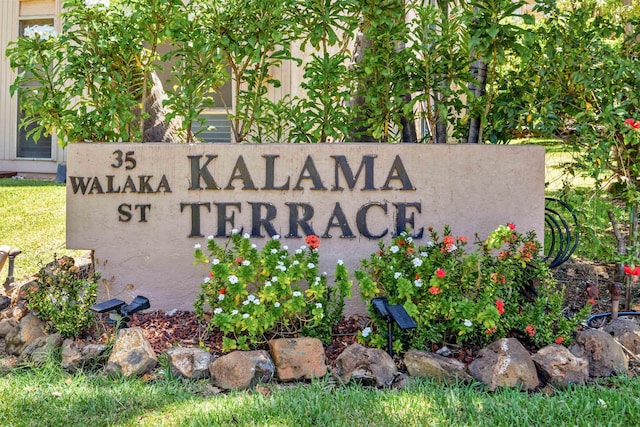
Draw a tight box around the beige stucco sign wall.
[67,143,545,314]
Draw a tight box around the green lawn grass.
[1,360,639,427]
[0,178,84,281]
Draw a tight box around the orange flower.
[524,324,536,337]
[443,236,455,246]
[555,336,564,344]
[305,234,320,249]
[458,235,468,243]
[429,286,442,295]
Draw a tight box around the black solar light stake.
[371,297,417,356]
[90,296,150,328]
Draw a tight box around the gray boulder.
[209,350,275,391]
[4,312,47,356]
[532,344,589,387]
[333,344,403,388]
[105,327,157,377]
[604,319,640,356]
[404,349,472,383]
[570,329,628,378]
[469,338,539,391]
[166,347,213,379]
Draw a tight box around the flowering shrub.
[27,256,100,338]
[193,232,351,352]
[355,225,591,353]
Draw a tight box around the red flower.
[624,265,640,276]
[458,235,468,243]
[305,235,320,249]
[507,223,516,230]
[436,268,446,279]
[587,299,596,305]
[209,271,214,278]
[443,236,455,246]
[219,288,226,295]
[625,118,640,129]
[397,239,405,247]
[555,336,564,344]
[524,324,536,337]
[415,273,421,280]
[429,286,442,295]
[495,299,505,315]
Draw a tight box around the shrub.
[27,256,100,338]
[193,232,351,352]
[355,225,591,354]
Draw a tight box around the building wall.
[0,0,63,176]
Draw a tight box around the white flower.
[394,272,402,280]
[243,233,250,239]
[247,294,256,302]
[265,281,272,287]
[307,263,315,269]
[271,249,278,254]
[390,245,399,253]
[218,294,225,301]
[243,300,250,305]
[84,0,109,9]
[194,244,201,249]
[242,313,250,319]
[204,277,211,283]
[232,228,239,234]
[315,277,321,283]
[24,25,57,40]
[407,237,413,243]
[228,275,239,284]
[426,241,435,247]
[187,12,196,21]
[274,302,281,308]
[292,291,302,297]
[212,259,220,265]
[276,265,287,272]
[272,277,278,282]
[412,258,423,267]
[420,251,429,257]
[293,260,300,266]
[300,245,307,250]
[120,5,133,17]
[272,235,280,240]
[283,246,288,250]
[295,249,303,254]
[231,310,239,315]
[213,308,223,314]
[242,260,251,266]
[322,272,327,276]
[207,235,214,241]
[361,327,372,337]
[464,319,473,327]
[253,300,260,305]
[251,244,257,249]
[315,303,322,309]
[414,279,423,287]
[337,260,344,265]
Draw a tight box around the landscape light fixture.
[371,297,417,356]
[90,295,150,328]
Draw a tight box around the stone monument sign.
[66,143,545,313]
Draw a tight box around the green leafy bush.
[356,225,590,354]
[27,256,100,338]
[193,232,351,352]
